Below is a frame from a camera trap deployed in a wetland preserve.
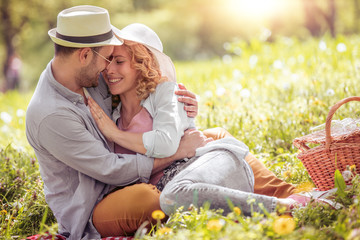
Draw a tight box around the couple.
[26,5,297,240]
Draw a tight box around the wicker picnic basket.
[293,96,360,191]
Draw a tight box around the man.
[26,5,209,239]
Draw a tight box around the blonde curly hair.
[123,40,167,100]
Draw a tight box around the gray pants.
[160,150,277,216]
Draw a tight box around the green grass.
[1,34,360,239]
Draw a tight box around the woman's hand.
[175,83,198,118]
[88,96,118,142]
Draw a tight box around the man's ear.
[78,48,92,65]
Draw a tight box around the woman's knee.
[202,127,233,140]
[92,183,161,237]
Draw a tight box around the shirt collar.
[46,60,85,104]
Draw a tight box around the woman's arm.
[142,82,195,157]
[88,96,147,154]
[88,83,199,156]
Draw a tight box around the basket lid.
[294,118,360,146]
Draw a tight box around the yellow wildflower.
[283,170,291,179]
[156,227,172,236]
[294,181,315,193]
[207,219,223,231]
[0,209,7,215]
[151,210,165,220]
[273,215,296,235]
[233,207,241,215]
[350,165,356,173]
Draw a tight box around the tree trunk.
[303,0,323,37]
[303,0,336,37]
[354,0,360,33]
[1,0,20,91]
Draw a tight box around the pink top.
[114,107,164,185]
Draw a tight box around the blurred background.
[0,0,358,92]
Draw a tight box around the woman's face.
[103,45,138,96]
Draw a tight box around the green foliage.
[1,36,360,238]
[0,144,56,238]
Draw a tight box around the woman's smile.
[108,77,123,84]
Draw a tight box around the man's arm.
[175,83,198,118]
[38,113,153,185]
[151,129,213,175]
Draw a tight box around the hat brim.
[48,27,123,48]
[113,26,176,82]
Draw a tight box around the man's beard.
[78,62,99,88]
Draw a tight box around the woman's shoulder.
[155,81,178,91]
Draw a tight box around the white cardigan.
[112,81,196,158]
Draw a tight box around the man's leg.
[202,127,296,198]
[92,183,161,237]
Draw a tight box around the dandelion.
[260,28,272,42]
[216,87,226,96]
[273,215,296,235]
[222,54,232,64]
[152,210,165,220]
[0,112,12,124]
[240,89,251,98]
[0,209,7,215]
[207,219,223,231]
[249,55,258,68]
[233,69,243,80]
[319,40,327,51]
[283,82,290,91]
[223,42,231,51]
[16,109,26,117]
[326,88,335,96]
[233,207,241,215]
[336,43,347,52]
[342,169,353,181]
[233,47,242,56]
[204,90,213,98]
[273,60,283,69]
[156,227,172,236]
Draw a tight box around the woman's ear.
[78,48,92,65]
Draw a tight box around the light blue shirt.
[26,61,154,239]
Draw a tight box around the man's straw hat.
[48,5,123,48]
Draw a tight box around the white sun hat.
[48,5,123,48]
[113,23,176,82]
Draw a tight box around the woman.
[88,23,300,235]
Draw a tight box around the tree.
[0,0,62,91]
[303,0,336,37]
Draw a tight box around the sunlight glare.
[226,0,286,18]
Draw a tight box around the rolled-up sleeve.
[142,82,191,158]
[38,112,154,186]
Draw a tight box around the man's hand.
[174,129,213,159]
[152,129,213,175]
[176,83,198,118]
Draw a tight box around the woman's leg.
[160,150,277,216]
[202,127,296,198]
[92,183,161,237]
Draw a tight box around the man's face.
[78,46,114,88]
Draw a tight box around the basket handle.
[325,96,360,150]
